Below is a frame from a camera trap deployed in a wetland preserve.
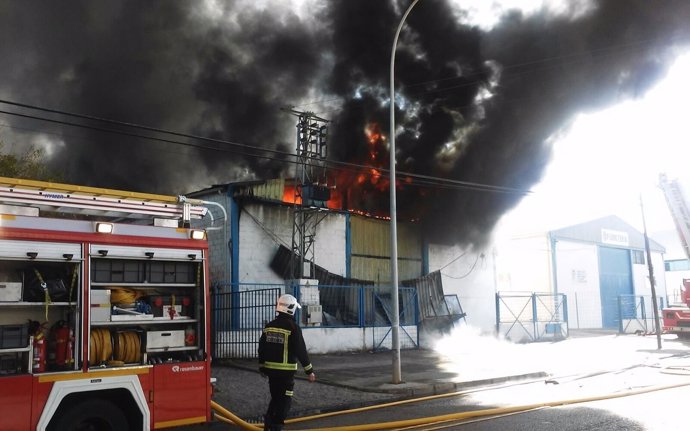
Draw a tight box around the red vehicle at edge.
[0,176,215,430]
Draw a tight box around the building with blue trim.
[189,179,476,353]
[497,215,667,330]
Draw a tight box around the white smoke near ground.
[433,325,668,385]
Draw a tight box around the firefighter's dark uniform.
[258,312,313,431]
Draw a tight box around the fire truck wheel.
[51,398,129,431]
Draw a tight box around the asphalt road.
[179,331,690,430]
[283,355,690,430]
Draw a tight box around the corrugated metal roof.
[189,179,288,203]
[550,215,665,252]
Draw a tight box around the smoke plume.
[0,0,688,246]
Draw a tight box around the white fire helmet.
[276,294,301,316]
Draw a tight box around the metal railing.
[211,284,281,359]
[618,294,665,334]
[495,292,569,342]
[286,284,419,328]
[211,282,420,358]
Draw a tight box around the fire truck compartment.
[0,324,29,349]
[146,330,186,350]
[0,282,22,302]
[90,289,112,322]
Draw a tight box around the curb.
[214,360,549,396]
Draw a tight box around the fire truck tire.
[51,398,129,431]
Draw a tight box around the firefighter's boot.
[264,417,283,431]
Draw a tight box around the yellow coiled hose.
[89,329,141,366]
[115,331,141,363]
[89,328,113,365]
[110,287,146,304]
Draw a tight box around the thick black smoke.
[0,1,688,246]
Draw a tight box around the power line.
[0,99,294,160]
[0,109,288,164]
[441,252,482,279]
[0,100,531,195]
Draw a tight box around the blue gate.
[599,247,633,329]
[211,283,281,359]
[369,287,419,351]
[618,294,665,334]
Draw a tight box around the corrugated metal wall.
[250,178,286,202]
[350,215,422,284]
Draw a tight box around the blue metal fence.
[211,284,281,359]
[617,294,665,334]
[495,292,569,342]
[211,282,420,358]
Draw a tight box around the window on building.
[632,250,645,265]
[665,259,690,271]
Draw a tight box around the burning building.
[190,177,477,353]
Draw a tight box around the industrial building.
[190,175,668,352]
[497,215,667,333]
[189,179,471,355]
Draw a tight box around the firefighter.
[258,294,316,431]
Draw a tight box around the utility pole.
[640,195,662,350]
[286,109,329,280]
[389,0,421,385]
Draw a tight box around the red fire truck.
[0,176,217,430]
[662,279,690,337]
[659,174,690,337]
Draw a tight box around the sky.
[496,53,690,256]
[1,0,689,249]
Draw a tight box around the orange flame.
[279,122,412,217]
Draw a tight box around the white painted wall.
[428,243,497,333]
[239,203,292,284]
[216,326,418,357]
[303,325,418,353]
[495,234,553,293]
[239,203,347,283]
[314,212,348,278]
[554,240,601,329]
[632,252,667,300]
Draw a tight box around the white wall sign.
[601,229,629,246]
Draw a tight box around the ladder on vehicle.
[659,173,690,260]
[0,176,207,222]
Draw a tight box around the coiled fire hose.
[89,328,112,365]
[89,329,141,366]
[114,331,141,363]
[110,287,146,304]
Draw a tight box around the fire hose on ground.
[210,366,690,431]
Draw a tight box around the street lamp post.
[389,0,420,385]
